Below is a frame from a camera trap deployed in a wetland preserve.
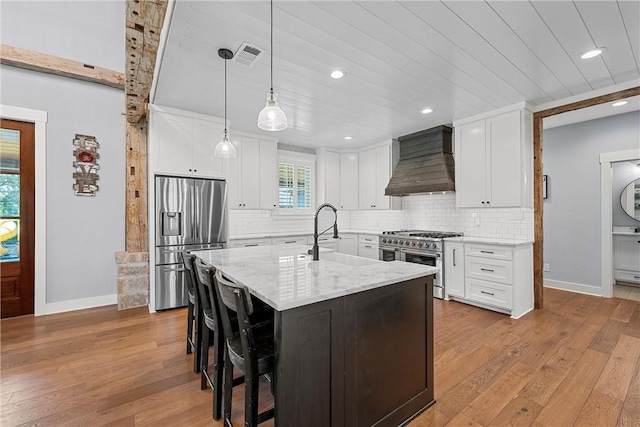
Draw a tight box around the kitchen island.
[193,244,437,427]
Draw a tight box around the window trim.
[274,150,315,218]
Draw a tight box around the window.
[0,128,21,262]
[278,151,315,214]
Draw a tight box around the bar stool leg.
[200,326,210,391]
[186,300,194,354]
[193,303,203,373]
[223,349,234,426]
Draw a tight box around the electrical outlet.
[543,263,550,272]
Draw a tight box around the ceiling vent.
[232,42,265,67]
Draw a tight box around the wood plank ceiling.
[152,1,640,149]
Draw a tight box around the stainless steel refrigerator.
[155,176,228,310]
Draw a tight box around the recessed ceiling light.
[330,70,344,79]
[421,108,433,114]
[344,136,352,140]
[580,49,603,59]
[612,100,628,107]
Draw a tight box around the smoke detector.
[232,42,265,67]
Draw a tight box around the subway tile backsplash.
[230,194,533,241]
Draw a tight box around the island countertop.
[192,244,438,311]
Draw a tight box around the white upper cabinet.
[227,135,278,210]
[259,140,279,209]
[150,109,225,178]
[339,153,359,210]
[316,149,341,207]
[454,103,532,208]
[359,144,400,210]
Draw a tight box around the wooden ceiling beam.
[0,44,124,89]
[125,0,168,124]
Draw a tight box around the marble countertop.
[192,244,438,311]
[613,232,640,236]
[444,236,533,246]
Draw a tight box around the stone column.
[115,251,149,310]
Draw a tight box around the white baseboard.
[39,294,117,316]
[544,279,603,297]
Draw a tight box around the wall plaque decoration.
[72,134,100,196]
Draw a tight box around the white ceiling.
[152,1,640,150]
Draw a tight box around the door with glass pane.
[1,119,35,318]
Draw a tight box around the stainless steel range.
[379,230,463,299]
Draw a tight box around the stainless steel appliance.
[379,230,463,299]
[155,176,228,310]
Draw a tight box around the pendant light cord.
[270,0,274,92]
[224,54,228,136]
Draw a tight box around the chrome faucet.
[311,203,339,261]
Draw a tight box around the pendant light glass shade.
[215,48,236,158]
[258,89,287,131]
[215,129,236,158]
[257,0,287,131]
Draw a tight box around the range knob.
[393,239,398,244]
[405,241,410,246]
[418,243,423,248]
[411,242,416,246]
[431,243,437,249]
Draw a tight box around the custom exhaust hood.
[385,125,455,196]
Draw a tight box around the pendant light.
[215,48,237,158]
[257,0,287,131]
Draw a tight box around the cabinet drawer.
[466,278,512,310]
[228,238,272,248]
[465,244,512,261]
[359,234,378,245]
[272,237,307,245]
[466,257,513,285]
[614,270,640,284]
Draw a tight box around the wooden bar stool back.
[182,251,202,373]
[214,269,275,427]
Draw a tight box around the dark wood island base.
[274,275,435,427]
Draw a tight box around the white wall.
[612,161,640,227]
[543,111,640,293]
[1,1,125,308]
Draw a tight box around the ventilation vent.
[232,42,265,67]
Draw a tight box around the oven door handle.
[401,249,440,259]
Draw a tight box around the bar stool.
[191,256,245,421]
[183,251,202,373]
[213,269,275,427]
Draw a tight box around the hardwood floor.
[1,288,638,426]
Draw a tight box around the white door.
[358,149,376,209]
[444,242,464,297]
[487,110,521,207]
[259,140,278,209]
[456,120,487,208]
[192,119,225,178]
[155,113,192,175]
[339,153,359,210]
[374,146,391,210]
[240,136,261,209]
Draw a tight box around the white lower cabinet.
[444,242,464,298]
[613,234,640,284]
[358,234,379,260]
[445,241,533,319]
[338,233,358,256]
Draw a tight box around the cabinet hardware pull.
[480,290,495,296]
[364,245,372,248]
[161,267,185,273]
[635,276,640,279]
[284,241,296,244]
[453,249,456,266]
[481,201,485,204]
[245,244,258,247]
[480,250,494,254]
[480,268,494,272]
